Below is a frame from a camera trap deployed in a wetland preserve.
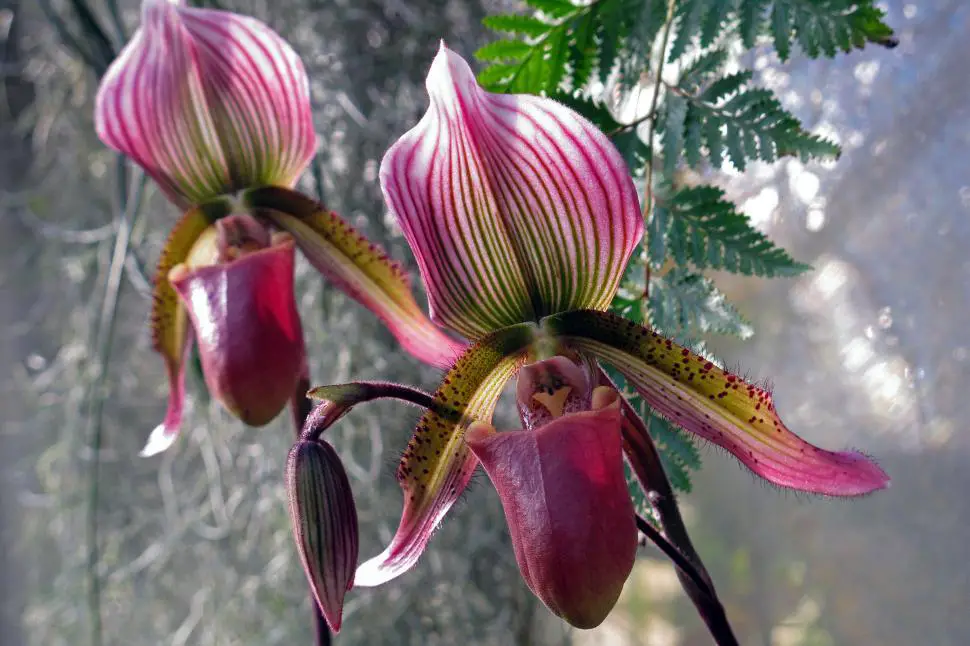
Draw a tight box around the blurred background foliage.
[2,0,969,645]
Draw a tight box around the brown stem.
[300,381,434,443]
[634,514,710,597]
[635,515,739,646]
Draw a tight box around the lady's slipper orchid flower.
[466,357,638,628]
[304,45,889,629]
[141,213,305,456]
[94,0,463,454]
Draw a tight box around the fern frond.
[474,39,533,62]
[650,413,701,493]
[482,14,552,38]
[769,0,897,60]
[665,60,840,170]
[649,267,753,338]
[648,185,812,277]
[478,0,645,94]
[666,0,896,60]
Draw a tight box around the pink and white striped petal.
[380,44,642,340]
[545,310,890,496]
[95,0,315,208]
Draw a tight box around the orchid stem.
[301,381,434,443]
[635,515,738,646]
[291,373,332,646]
[307,381,433,408]
[634,514,710,598]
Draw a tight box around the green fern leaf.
[568,4,599,89]
[663,0,897,61]
[647,195,672,268]
[684,112,704,168]
[649,267,753,338]
[673,62,840,169]
[596,0,632,82]
[700,0,733,47]
[700,70,752,103]
[849,5,898,49]
[620,0,668,87]
[475,39,533,62]
[651,185,812,277]
[680,49,730,92]
[613,129,651,174]
[669,0,705,62]
[739,0,771,47]
[624,461,655,517]
[770,1,794,60]
[543,29,570,93]
[551,93,621,129]
[661,93,688,176]
[524,0,578,19]
[760,0,896,61]
[477,62,520,89]
[651,412,701,491]
[482,14,552,38]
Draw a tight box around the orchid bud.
[286,439,359,633]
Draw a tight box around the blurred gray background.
[1,0,967,644]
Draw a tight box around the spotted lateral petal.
[354,323,536,586]
[380,45,642,340]
[545,310,890,496]
[95,0,315,208]
[142,204,222,456]
[246,186,466,369]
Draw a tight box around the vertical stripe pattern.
[286,439,359,633]
[95,0,315,209]
[380,45,643,341]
